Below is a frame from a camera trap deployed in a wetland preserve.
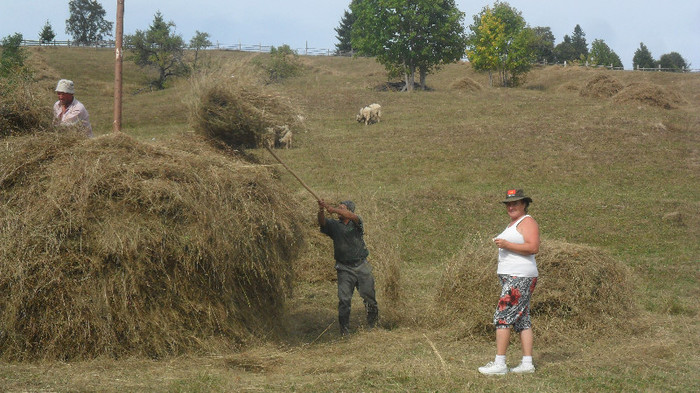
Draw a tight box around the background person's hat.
[55,79,75,94]
[501,189,532,204]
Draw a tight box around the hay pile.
[579,74,624,98]
[0,74,53,136]
[613,82,686,109]
[0,131,306,360]
[185,59,303,149]
[451,77,483,92]
[435,238,638,342]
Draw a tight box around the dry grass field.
[0,47,698,392]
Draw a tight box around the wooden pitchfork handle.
[265,145,321,202]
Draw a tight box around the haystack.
[0,131,306,360]
[451,77,483,92]
[435,238,638,342]
[0,74,53,136]
[185,59,303,149]
[579,74,624,98]
[613,82,686,109]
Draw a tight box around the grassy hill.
[2,46,698,391]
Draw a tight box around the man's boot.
[339,315,350,336]
[366,305,379,329]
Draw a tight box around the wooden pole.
[265,146,320,201]
[113,0,124,132]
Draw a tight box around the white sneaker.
[510,362,535,373]
[478,361,508,375]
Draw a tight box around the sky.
[1,0,698,70]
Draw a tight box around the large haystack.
[185,58,303,149]
[613,82,686,109]
[579,74,624,98]
[435,238,638,342]
[0,131,306,360]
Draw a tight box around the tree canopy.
[0,33,27,78]
[39,20,56,44]
[335,1,358,55]
[632,42,655,69]
[658,52,689,71]
[351,0,468,91]
[189,31,212,71]
[531,26,555,64]
[126,12,188,90]
[65,0,113,45]
[571,24,588,60]
[588,39,623,68]
[466,1,535,87]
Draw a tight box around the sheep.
[264,125,293,149]
[356,103,382,125]
[278,125,293,149]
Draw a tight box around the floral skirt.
[493,274,537,332]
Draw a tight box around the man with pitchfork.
[318,199,379,336]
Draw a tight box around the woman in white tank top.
[479,189,541,375]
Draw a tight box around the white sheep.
[356,103,382,125]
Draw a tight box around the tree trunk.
[419,68,427,90]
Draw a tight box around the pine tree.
[334,1,358,55]
[632,42,655,69]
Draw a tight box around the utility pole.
[113,0,124,132]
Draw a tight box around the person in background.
[318,199,379,336]
[479,189,540,375]
[53,79,93,137]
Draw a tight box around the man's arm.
[327,205,360,224]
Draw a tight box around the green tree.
[531,26,555,64]
[658,52,689,71]
[351,0,467,91]
[0,33,27,77]
[126,12,188,90]
[466,1,535,87]
[571,24,588,60]
[632,42,655,69]
[65,0,113,45]
[39,20,56,44]
[255,44,303,83]
[189,30,212,71]
[588,39,623,68]
[553,35,577,63]
[335,1,358,55]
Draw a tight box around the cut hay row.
[0,131,306,360]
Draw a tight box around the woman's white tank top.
[495,215,538,277]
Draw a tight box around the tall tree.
[658,52,689,71]
[588,39,623,68]
[466,1,535,87]
[571,24,588,60]
[335,1,358,55]
[65,0,113,45]
[39,20,56,44]
[531,26,555,64]
[632,42,655,69]
[351,0,467,91]
[553,34,577,63]
[126,12,188,89]
[189,31,212,71]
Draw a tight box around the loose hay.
[185,58,303,149]
[613,82,686,109]
[579,74,624,98]
[0,74,53,137]
[451,77,483,92]
[434,238,638,342]
[0,131,306,360]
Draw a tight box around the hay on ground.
[0,131,306,361]
[613,82,686,109]
[451,77,483,92]
[185,58,303,149]
[579,74,624,98]
[434,238,638,342]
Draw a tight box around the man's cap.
[55,79,75,94]
[501,189,532,204]
[340,200,355,213]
